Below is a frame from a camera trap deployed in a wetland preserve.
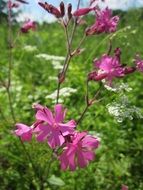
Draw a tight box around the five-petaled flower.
[89,51,124,85]
[35,104,76,148]
[88,48,136,85]
[59,132,99,171]
[86,7,119,35]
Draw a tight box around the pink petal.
[36,107,54,125]
[21,132,32,141]
[59,120,76,136]
[77,150,87,168]
[47,130,65,148]
[36,124,50,142]
[73,132,87,145]
[54,104,66,123]
[82,135,99,149]
[60,152,68,170]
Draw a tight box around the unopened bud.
[123,67,136,75]
[68,3,72,20]
[60,1,65,17]
[73,8,93,17]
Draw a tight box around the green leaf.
[48,175,65,186]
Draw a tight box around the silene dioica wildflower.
[8,0,143,188]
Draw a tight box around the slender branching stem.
[56,0,82,104]
[77,83,102,125]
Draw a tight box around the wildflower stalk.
[77,81,102,125]
[56,0,82,104]
[7,2,40,185]
[7,1,16,123]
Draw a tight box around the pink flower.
[14,123,32,141]
[121,184,128,190]
[86,7,119,35]
[73,7,94,17]
[135,55,143,72]
[35,104,76,148]
[92,52,124,85]
[21,20,36,33]
[59,132,99,171]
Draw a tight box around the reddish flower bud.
[38,2,62,18]
[123,67,136,75]
[16,0,28,4]
[68,3,72,20]
[73,7,93,17]
[60,1,65,17]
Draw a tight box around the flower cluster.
[14,104,99,170]
[107,95,143,122]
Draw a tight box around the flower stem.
[77,82,102,125]
[56,0,82,104]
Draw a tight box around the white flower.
[104,83,132,92]
[35,54,65,61]
[51,60,63,70]
[23,45,37,52]
[46,87,77,103]
[107,95,143,123]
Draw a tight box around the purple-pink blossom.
[21,20,36,33]
[59,132,99,171]
[86,7,119,35]
[15,123,33,141]
[35,104,76,148]
[135,55,143,72]
[88,48,136,85]
[91,53,124,85]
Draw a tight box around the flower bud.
[68,3,72,20]
[123,67,136,75]
[73,8,93,17]
[38,2,62,18]
[60,1,65,17]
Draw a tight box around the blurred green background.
[0,1,143,189]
